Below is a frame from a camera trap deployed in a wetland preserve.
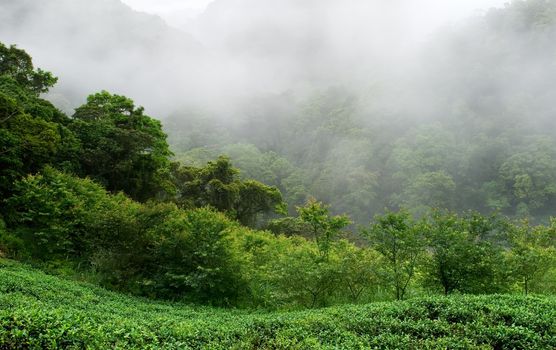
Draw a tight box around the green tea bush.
[1,260,554,349]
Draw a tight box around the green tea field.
[1,259,554,349]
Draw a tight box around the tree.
[243,200,351,308]
[71,91,173,201]
[401,171,456,216]
[499,137,556,217]
[266,216,312,238]
[0,44,80,198]
[508,220,556,295]
[362,210,424,300]
[423,211,509,295]
[242,234,350,309]
[236,180,284,227]
[172,156,284,226]
[151,207,245,304]
[335,241,380,303]
[4,167,133,262]
[0,43,57,94]
[297,198,351,258]
[273,239,341,308]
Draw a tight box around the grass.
[0,259,555,349]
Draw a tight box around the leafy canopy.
[71,91,174,201]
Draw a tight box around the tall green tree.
[297,198,351,258]
[0,43,80,198]
[172,156,284,226]
[362,210,424,300]
[150,207,245,304]
[508,220,556,295]
[423,211,509,295]
[71,91,173,201]
[4,167,133,262]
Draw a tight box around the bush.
[4,167,123,262]
[1,261,555,349]
[149,207,246,304]
[230,228,381,309]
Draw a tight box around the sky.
[121,0,510,28]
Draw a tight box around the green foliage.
[242,200,353,308]
[297,198,351,257]
[173,156,284,226]
[422,211,510,295]
[261,234,338,308]
[3,167,247,303]
[0,218,23,259]
[0,74,80,198]
[1,261,555,349]
[173,156,239,210]
[71,91,174,201]
[3,168,253,304]
[334,241,381,303]
[86,198,153,293]
[499,137,556,216]
[362,210,424,300]
[507,219,556,295]
[0,43,57,94]
[401,171,456,216]
[4,167,125,262]
[236,180,285,226]
[266,216,312,238]
[150,207,245,304]
[230,226,379,309]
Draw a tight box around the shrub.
[4,167,121,262]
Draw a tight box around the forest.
[1,0,556,348]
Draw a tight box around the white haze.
[121,0,213,26]
[0,0,509,117]
[122,0,508,37]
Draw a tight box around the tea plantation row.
[0,259,554,349]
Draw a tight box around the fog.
[0,0,508,116]
[4,0,556,221]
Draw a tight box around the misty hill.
[189,0,556,127]
[166,0,556,223]
[0,0,203,113]
[418,0,556,129]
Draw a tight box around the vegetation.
[0,36,555,309]
[2,1,556,346]
[71,91,174,202]
[172,156,284,226]
[1,260,555,349]
[362,211,424,301]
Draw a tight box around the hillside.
[0,0,203,113]
[166,0,556,223]
[1,259,555,349]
